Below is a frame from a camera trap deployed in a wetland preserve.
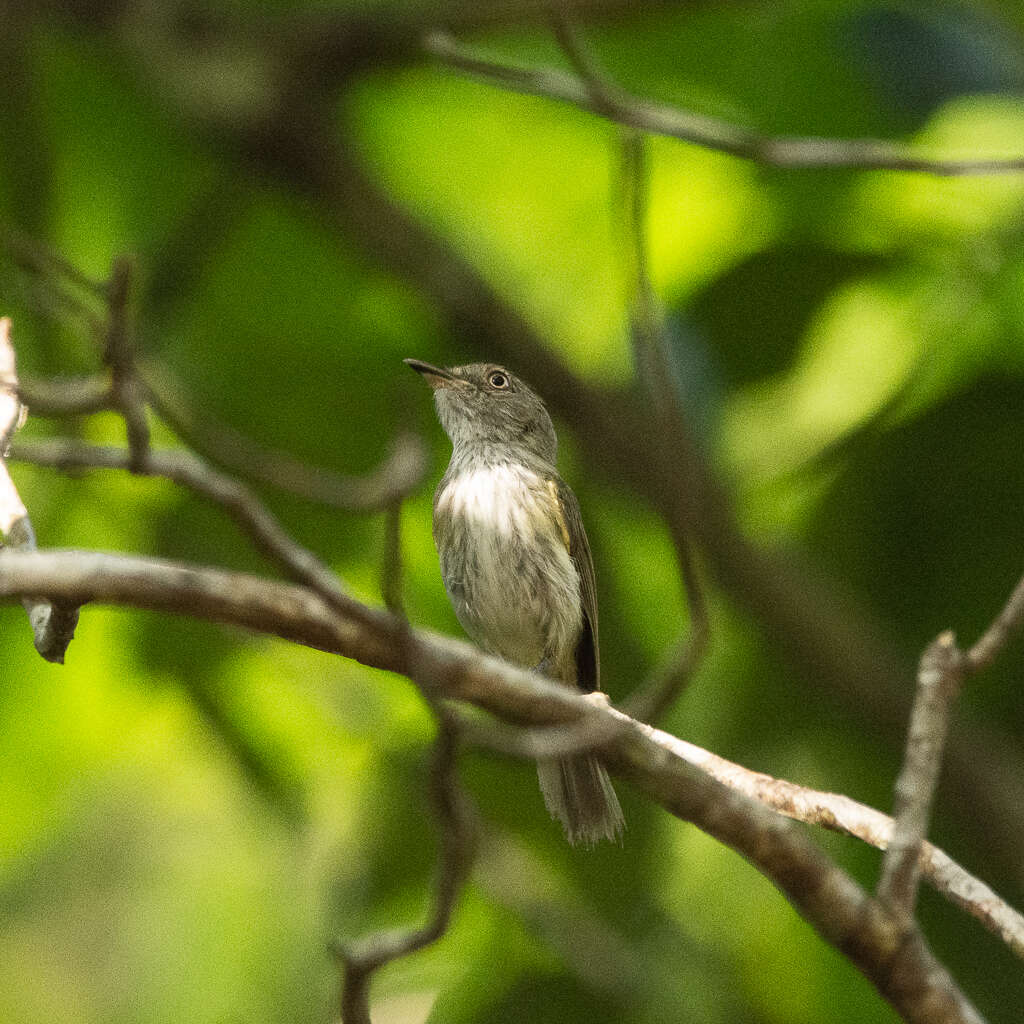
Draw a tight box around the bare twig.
[141,363,428,512]
[0,319,79,662]
[336,707,474,1023]
[17,374,113,417]
[0,547,1005,1021]
[663,732,1024,961]
[1,229,107,297]
[879,570,1024,920]
[425,31,1024,177]
[0,230,107,339]
[613,126,710,720]
[879,633,965,920]
[461,697,630,758]
[549,11,622,113]
[8,437,357,609]
[965,570,1024,673]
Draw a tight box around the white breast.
[435,463,582,671]
[438,463,545,536]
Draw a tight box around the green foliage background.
[1,1,1023,1022]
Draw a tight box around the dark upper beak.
[404,358,457,390]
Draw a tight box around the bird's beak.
[404,358,458,391]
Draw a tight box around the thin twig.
[879,570,1024,920]
[17,374,113,417]
[661,730,1024,961]
[9,437,356,608]
[612,125,710,720]
[0,319,79,661]
[965,570,1024,673]
[623,527,709,722]
[425,31,1024,177]
[0,230,107,339]
[549,10,622,113]
[336,707,475,1023]
[878,633,964,919]
[0,229,107,296]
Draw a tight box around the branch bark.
[880,571,1024,921]
[0,549,993,1023]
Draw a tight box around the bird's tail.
[537,755,625,846]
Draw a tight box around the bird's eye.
[487,371,510,390]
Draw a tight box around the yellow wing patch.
[547,479,572,550]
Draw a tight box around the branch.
[610,125,709,721]
[667,734,1024,962]
[8,437,355,606]
[465,699,1024,965]
[0,319,78,661]
[878,633,964,920]
[0,549,994,1022]
[424,31,1024,177]
[965,570,1024,673]
[879,570,1024,920]
[17,374,113,416]
[336,707,475,1023]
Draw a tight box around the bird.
[405,357,624,845]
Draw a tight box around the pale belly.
[435,464,582,671]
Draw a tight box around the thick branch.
[425,32,1024,177]
[0,549,992,1022]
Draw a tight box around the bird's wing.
[550,477,599,693]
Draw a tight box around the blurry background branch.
[424,30,1024,176]
[611,123,709,722]
[336,706,475,1023]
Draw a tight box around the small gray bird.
[405,358,624,845]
